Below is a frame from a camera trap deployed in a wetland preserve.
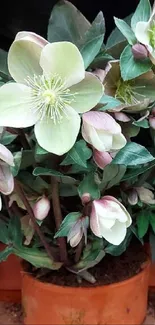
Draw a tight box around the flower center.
[148,21,155,48]
[115,79,139,105]
[26,74,76,124]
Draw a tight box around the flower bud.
[93,149,112,169]
[128,189,138,205]
[33,196,50,220]
[135,187,155,204]
[114,112,130,122]
[132,44,148,60]
[81,193,91,205]
[149,116,155,129]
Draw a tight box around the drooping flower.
[135,8,155,64]
[93,149,112,169]
[33,196,50,220]
[104,60,155,112]
[90,196,132,245]
[0,32,103,155]
[0,144,14,210]
[135,187,155,205]
[82,111,126,152]
[67,216,89,247]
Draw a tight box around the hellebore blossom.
[67,216,89,247]
[0,32,103,155]
[90,196,132,245]
[104,60,155,112]
[135,187,155,205]
[135,8,155,64]
[82,111,126,152]
[33,196,50,220]
[93,150,112,169]
[0,144,14,209]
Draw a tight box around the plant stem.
[74,238,84,263]
[51,177,69,265]
[18,129,31,150]
[14,180,57,262]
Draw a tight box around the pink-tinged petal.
[149,116,155,129]
[81,193,91,205]
[82,123,109,151]
[69,230,83,247]
[132,43,148,60]
[128,189,138,205]
[114,112,130,122]
[93,69,106,82]
[90,202,102,237]
[67,221,83,247]
[93,150,112,169]
[0,144,14,166]
[0,196,2,210]
[102,196,132,227]
[82,111,121,133]
[15,31,48,47]
[33,197,50,221]
[0,163,14,195]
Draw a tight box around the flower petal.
[82,124,109,151]
[35,106,80,155]
[0,83,39,128]
[40,42,85,88]
[103,195,132,227]
[0,196,2,210]
[93,150,112,169]
[100,220,127,245]
[15,31,48,47]
[8,38,43,83]
[68,72,103,113]
[82,111,121,133]
[0,144,14,166]
[90,203,102,238]
[0,164,14,195]
[135,22,150,46]
[112,133,126,150]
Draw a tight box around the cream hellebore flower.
[0,144,14,209]
[90,196,132,245]
[135,8,155,64]
[0,32,103,155]
[82,111,126,152]
[104,60,155,113]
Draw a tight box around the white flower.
[90,196,132,245]
[0,32,103,155]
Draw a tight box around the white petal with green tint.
[8,39,43,83]
[35,106,81,155]
[69,72,103,113]
[112,133,127,150]
[0,83,39,127]
[40,42,85,88]
[15,31,48,48]
[135,21,150,46]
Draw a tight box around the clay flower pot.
[22,259,150,325]
[0,243,21,302]
[144,243,155,290]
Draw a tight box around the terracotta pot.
[144,243,155,290]
[0,243,21,302]
[22,259,150,325]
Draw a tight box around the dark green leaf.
[131,0,151,32]
[0,219,10,244]
[8,215,23,247]
[149,212,155,233]
[47,0,90,45]
[106,14,132,49]
[35,144,49,162]
[79,12,105,68]
[20,150,35,169]
[11,151,22,177]
[0,246,13,262]
[112,142,155,166]
[0,49,10,77]
[133,119,149,129]
[78,172,100,200]
[54,212,81,238]
[120,45,152,81]
[1,131,17,145]
[99,95,122,111]
[114,17,136,45]
[33,167,77,184]
[59,184,78,197]
[100,164,126,190]
[61,140,92,168]
[137,211,149,238]
[122,161,155,181]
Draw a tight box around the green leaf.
[137,211,149,238]
[1,131,17,145]
[100,165,126,190]
[20,150,35,169]
[61,140,92,168]
[0,49,10,78]
[131,0,151,32]
[106,14,132,49]
[47,0,90,45]
[69,162,95,174]
[8,215,23,247]
[120,45,152,81]
[114,17,136,45]
[99,95,122,111]
[0,219,10,244]
[35,144,49,162]
[122,161,155,181]
[78,172,100,200]
[0,246,13,262]
[149,212,155,233]
[59,184,78,197]
[13,246,62,270]
[133,119,149,129]
[105,229,132,256]
[112,142,155,166]
[33,167,77,184]
[11,151,22,177]
[54,212,81,238]
[79,12,105,68]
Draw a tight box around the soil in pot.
[22,244,150,325]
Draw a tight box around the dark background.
[0,0,154,51]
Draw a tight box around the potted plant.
[0,0,155,323]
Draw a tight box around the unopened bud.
[128,189,138,205]
[114,112,130,122]
[149,116,155,129]
[33,196,50,220]
[93,149,112,169]
[132,43,148,60]
[136,187,155,205]
[81,193,91,205]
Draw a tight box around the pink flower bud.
[33,197,50,221]
[132,44,148,60]
[128,189,138,205]
[93,149,112,169]
[149,116,155,129]
[151,107,155,116]
[81,193,91,204]
[114,112,130,122]
[135,187,155,204]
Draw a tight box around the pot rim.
[21,258,150,293]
